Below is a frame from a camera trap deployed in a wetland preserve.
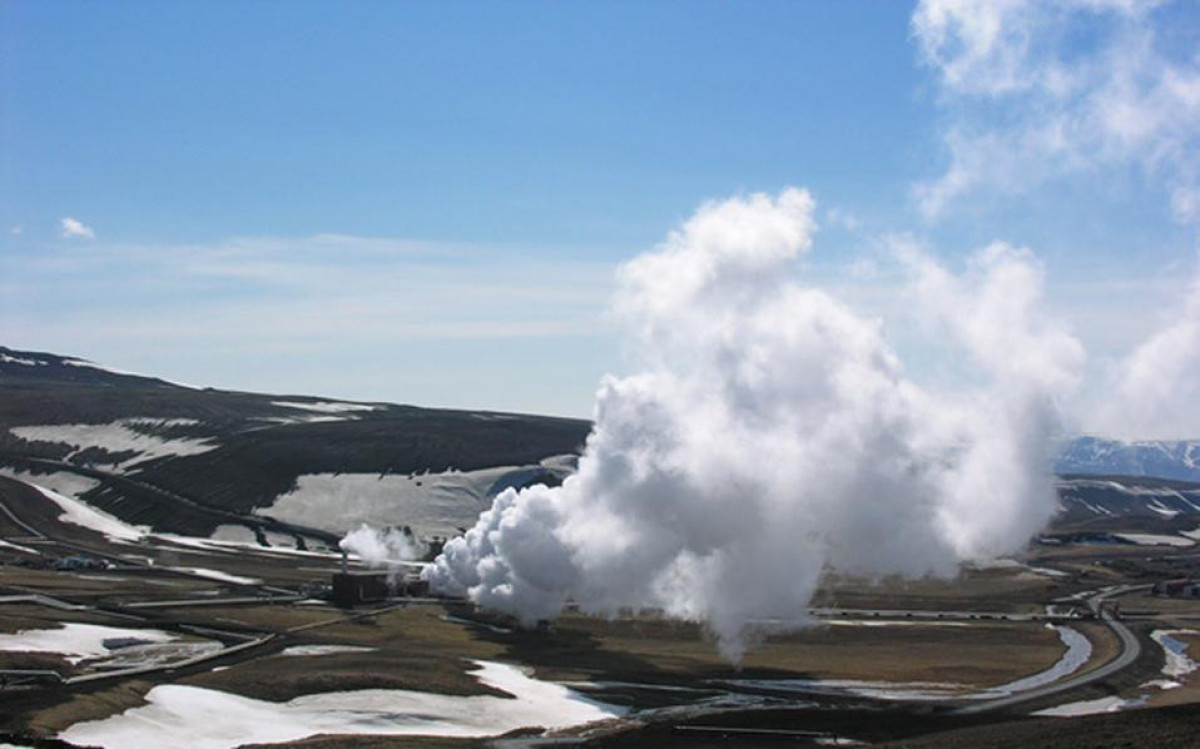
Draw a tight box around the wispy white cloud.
[60,217,96,239]
[824,207,860,232]
[912,0,1200,222]
[10,233,613,338]
[3,232,617,413]
[9,225,22,236]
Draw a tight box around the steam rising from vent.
[339,524,428,566]
[424,188,1082,659]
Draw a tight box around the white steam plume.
[339,524,428,566]
[1094,268,1200,439]
[425,188,1081,660]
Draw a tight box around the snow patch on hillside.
[1114,533,1194,547]
[260,466,562,536]
[0,353,47,366]
[59,660,624,748]
[0,468,100,501]
[279,645,376,657]
[0,539,40,554]
[1033,695,1145,717]
[17,480,146,543]
[9,420,217,469]
[271,400,381,414]
[163,567,262,585]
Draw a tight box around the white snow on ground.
[271,400,381,414]
[1,353,46,366]
[253,415,354,425]
[259,467,548,536]
[279,645,377,657]
[0,623,177,665]
[1152,630,1200,678]
[19,481,146,543]
[155,533,340,559]
[62,358,141,376]
[0,467,100,501]
[1059,479,1199,498]
[964,558,1067,578]
[209,525,259,544]
[966,558,1023,570]
[1148,499,1181,517]
[714,678,970,701]
[123,417,201,427]
[163,568,262,585]
[1026,565,1069,578]
[9,421,217,469]
[1036,630,1197,718]
[1142,679,1183,690]
[1181,526,1200,541]
[1033,695,1146,717]
[0,539,40,554]
[93,642,224,671]
[206,525,308,552]
[1114,533,1195,547]
[60,660,625,748]
[977,625,1091,696]
[0,476,333,559]
[60,358,205,387]
[821,619,969,628]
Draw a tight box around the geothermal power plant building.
[332,569,392,606]
[331,551,430,605]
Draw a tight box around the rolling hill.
[5,345,1200,550]
[0,346,590,546]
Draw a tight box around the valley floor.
[2,473,1200,748]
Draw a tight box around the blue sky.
[3,1,1199,419]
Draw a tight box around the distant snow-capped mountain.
[1057,436,1200,482]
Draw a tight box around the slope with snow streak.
[59,660,625,748]
[16,480,147,543]
[260,462,571,536]
[9,421,218,470]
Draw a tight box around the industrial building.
[329,550,430,605]
[1153,579,1200,598]
[331,569,392,606]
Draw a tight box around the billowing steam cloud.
[1095,269,1200,439]
[340,523,428,566]
[910,0,1200,442]
[425,188,1082,659]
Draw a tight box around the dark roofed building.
[332,570,391,606]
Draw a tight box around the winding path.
[953,584,1149,714]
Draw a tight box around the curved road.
[953,584,1149,715]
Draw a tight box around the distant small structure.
[1152,579,1200,598]
[331,549,430,605]
[54,555,110,572]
